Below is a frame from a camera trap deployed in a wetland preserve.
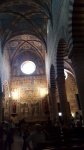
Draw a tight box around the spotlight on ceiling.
[21,61,36,74]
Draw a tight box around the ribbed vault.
[0,0,52,51]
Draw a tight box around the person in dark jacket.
[0,123,4,149]
[4,124,14,150]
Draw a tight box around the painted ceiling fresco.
[0,0,73,79]
[0,0,52,50]
[0,0,76,122]
[0,0,73,77]
[0,0,51,78]
[6,35,46,59]
[5,34,46,76]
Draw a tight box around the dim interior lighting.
[21,61,36,74]
[58,112,62,116]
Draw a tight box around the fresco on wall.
[3,81,10,120]
[11,50,45,76]
[11,76,48,121]
[12,101,17,113]
[42,95,49,114]
[2,50,11,83]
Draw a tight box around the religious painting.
[11,75,48,121]
[12,102,16,113]
[5,100,9,109]
[31,103,35,116]
[42,95,49,114]
[4,111,9,121]
[20,103,28,115]
[11,101,17,114]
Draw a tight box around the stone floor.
[11,134,23,150]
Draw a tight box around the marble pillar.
[57,75,70,126]
[49,87,58,124]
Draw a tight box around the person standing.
[4,124,14,150]
[26,124,46,150]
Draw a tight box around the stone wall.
[65,74,78,116]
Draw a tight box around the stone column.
[48,89,53,119]
[49,87,58,124]
[57,75,70,126]
[71,52,84,124]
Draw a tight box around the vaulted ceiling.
[0,0,52,76]
[0,0,74,78]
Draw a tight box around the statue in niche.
[6,101,8,109]
[12,102,16,113]
[35,102,39,115]
[42,96,49,114]
[22,108,25,115]
[31,103,35,116]
[22,103,26,115]
[30,102,39,116]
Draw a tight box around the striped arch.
[68,0,84,57]
[57,39,68,77]
[68,0,74,54]
[50,64,56,89]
